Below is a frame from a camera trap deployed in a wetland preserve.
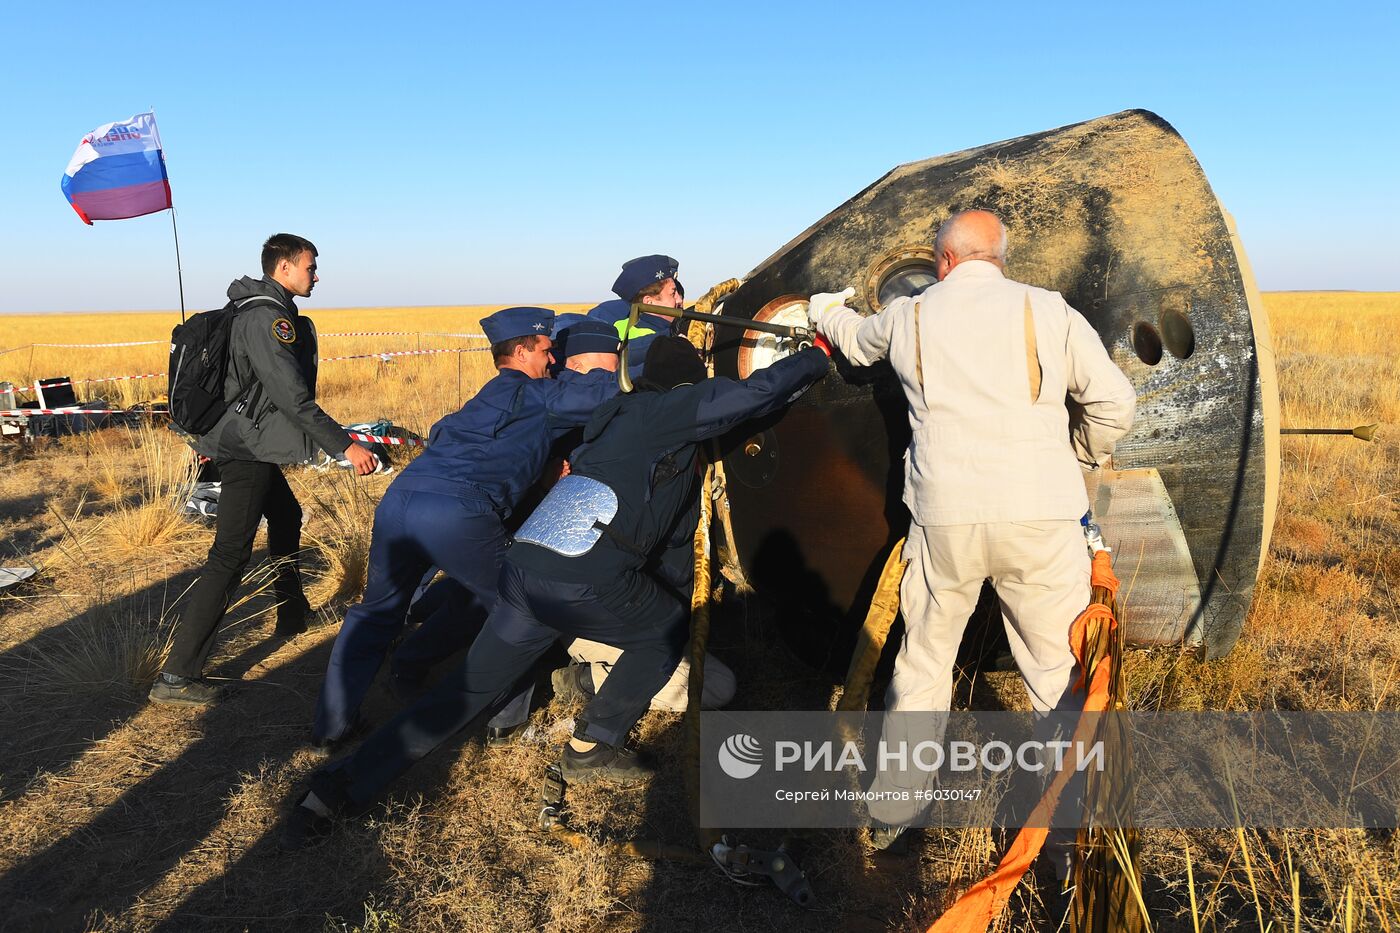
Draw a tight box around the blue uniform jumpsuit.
[311,366,617,743]
[310,347,829,807]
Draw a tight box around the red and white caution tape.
[319,346,490,363]
[19,333,477,349]
[1,409,430,449]
[82,371,167,385]
[1,408,429,450]
[318,331,421,337]
[31,340,165,348]
[346,431,426,447]
[0,408,138,416]
[14,371,168,393]
[8,346,489,394]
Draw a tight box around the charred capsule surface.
[713,109,1278,661]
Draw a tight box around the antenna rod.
[1280,424,1379,442]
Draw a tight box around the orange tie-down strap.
[928,550,1119,932]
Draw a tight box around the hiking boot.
[485,723,529,748]
[307,715,367,760]
[867,822,912,855]
[274,595,312,637]
[279,795,336,851]
[550,662,595,704]
[148,673,220,707]
[559,742,655,785]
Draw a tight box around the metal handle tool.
[617,301,813,392]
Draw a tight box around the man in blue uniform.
[387,317,629,742]
[586,255,685,380]
[544,312,587,376]
[551,317,619,378]
[310,307,617,749]
[283,336,829,839]
[406,320,739,728]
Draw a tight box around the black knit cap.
[641,336,707,390]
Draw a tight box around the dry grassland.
[0,293,1396,931]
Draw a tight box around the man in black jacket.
[150,234,376,707]
[284,336,829,835]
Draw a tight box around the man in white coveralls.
[808,209,1136,849]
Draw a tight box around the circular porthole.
[736,295,811,378]
[1161,308,1196,359]
[1133,322,1163,365]
[866,246,939,311]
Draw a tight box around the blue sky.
[1,1,1395,312]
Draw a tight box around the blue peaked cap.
[557,319,620,358]
[551,312,587,338]
[611,254,681,301]
[585,299,629,325]
[481,306,554,345]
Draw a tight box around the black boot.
[279,772,353,849]
[550,662,595,704]
[560,741,655,785]
[279,791,336,850]
[148,672,220,707]
[274,594,312,637]
[307,714,368,760]
[867,821,912,855]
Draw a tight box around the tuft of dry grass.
[1,587,179,697]
[79,423,207,561]
[294,467,390,610]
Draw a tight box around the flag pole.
[170,206,187,323]
[152,106,186,324]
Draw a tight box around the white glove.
[807,287,855,327]
[337,450,391,475]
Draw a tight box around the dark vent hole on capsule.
[1133,321,1164,365]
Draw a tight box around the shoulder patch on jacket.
[271,318,297,344]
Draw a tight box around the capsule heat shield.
[714,109,1277,661]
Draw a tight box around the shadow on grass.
[0,632,382,930]
[0,566,206,802]
[0,547,308,804]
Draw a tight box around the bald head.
[934,209,1007,278]
[566,351,619,374]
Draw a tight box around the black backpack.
[168,296,278,435]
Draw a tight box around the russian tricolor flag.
[61,112,172,225]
